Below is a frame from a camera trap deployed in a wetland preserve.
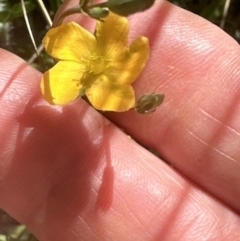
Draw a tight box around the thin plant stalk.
[220,0,231,29]
[28,0,53,65]
[36,0,53,26]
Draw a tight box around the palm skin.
[0,0,240,240]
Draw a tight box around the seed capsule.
[135,93,164,114]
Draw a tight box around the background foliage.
[0,0,240,240]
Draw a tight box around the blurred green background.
[1,0,240,66]
[0,0,240,240]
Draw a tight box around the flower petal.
[95,12,129,58]
[41,61,85,105]
[106,36,150,84]
[85,75,135,112]
[43,22,96,62]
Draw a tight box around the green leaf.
[0,1,36,22]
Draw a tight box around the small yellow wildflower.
[41,12,149,112]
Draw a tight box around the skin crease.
[0,0,240,240]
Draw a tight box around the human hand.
[0,0,240,240]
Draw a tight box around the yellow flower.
[41,12,149,112]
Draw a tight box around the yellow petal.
[127,36,150,81]
[43,22,96,62]
[95,12,129,58]
[85,75,135,112]
[41,61,85,105]
[106,36,150,84]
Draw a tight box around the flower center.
[79,55,111,93]
[89,56,106,74]
[84,55,111,75]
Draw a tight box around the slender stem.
[220,0,231,29]
[36,0,53,26]
[27,44,44,64]
[21,0,45,70]
[54,6,82,26]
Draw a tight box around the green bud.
[88,7,109,20]
[135,93,164,114]
[107,0,156,16]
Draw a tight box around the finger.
[100,2,240,212]
[0,49,240,241]
[55,0,240,212]
[1,0,239,240]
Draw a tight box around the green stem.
[55,6,82,26]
